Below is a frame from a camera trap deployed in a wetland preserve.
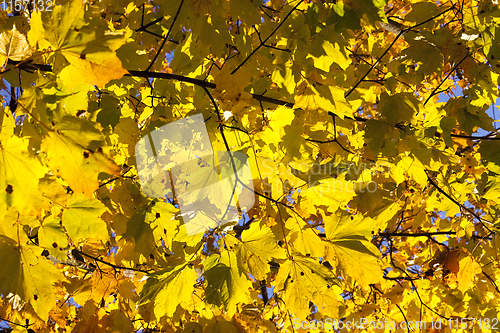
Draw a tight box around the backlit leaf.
[274,254,342,318]
[62,193,108,241]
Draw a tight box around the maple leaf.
[62,194,109,242]
[275,254,342,318]
[456,254,481,293]
[0,236,64,321]
[0,118,46,216]
[139,262,198,318]
[28,0,128,88]
[324,211,385,288]
[225,222,286,280]
[41,131,120,198]
[203,251,253,316]
[294,80,353,120]
[190,0,211,16]
[2,0,500,329]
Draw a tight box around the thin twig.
[305,112,354,153]
[126,70,216,88]
[98,166,134,188]
[482,270,500,294]
[0,317,31,330]
[395,304,411,333]
[231,0,304,75]
[136,16,163,32]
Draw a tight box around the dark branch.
[424,54,468,106]
[135,16,163,32]
[146,0,184,71]
[8,65,369,124]
[380,231,456,237]
[231,0,303,75]
[482,270,500,294]
[450,133,500,140]
[98,166,134,188]
[260,280,269,305]
[383,275,420,281]
[305,112,354,154]
[0,317,30,330]
[251,93,293,107]
[73,249,152,274]
[425,171,494,234]
[253,25,290,52]
[395,304,411,333]
[126,70,216,88]
[346,4,456,98]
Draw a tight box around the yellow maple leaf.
[0,236,64,321]
[41,132,120,198]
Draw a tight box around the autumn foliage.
[1,0,500,332]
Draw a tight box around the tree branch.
[482,270,500,294]
[259,280,269,305]
[126,70,216,88]
[346,4,456,98]
[201,86,293,209]
[425,171,494,234]
[424,54,468,106]
[380,231,456,237]
[305,112,354,154]
[0,316,31,331]
[450,133,500,140]
[73,249,152,274]
[146,0,184,71]
[396,304,411,333]
[135,16,163,32]
[231,0,304,75]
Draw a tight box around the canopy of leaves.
[1,0,500,332]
